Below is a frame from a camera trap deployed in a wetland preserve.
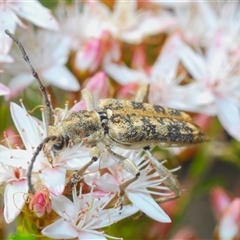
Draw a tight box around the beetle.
[5,30,208,208]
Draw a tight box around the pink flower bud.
[116,83,139,100]
[84,71,110,101]
[211,187,231,219]
[29,185,52,218]
[74,38,102,74]
[131,45,147,70]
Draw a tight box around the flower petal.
[217,97,240,141]
[51,194,75,217]
[0,83,10,96]
[78,231,107,240]
[152,34,180,80]
[197,2,217,30]
[122,15,177,44]
[40,167,66,195]
[93,173,119,192]
[126,191,171,222]
[85,72,110,102]
[11,1,59,31]
[218,199,240,239]
[211,187,231,218]
[4,180,28,223]
[178,41,207,80]
[10,102,44,150]
[74,39,102,73]
[92,204,139,229]
[0,54,14,63]
[60,146,90,170]
[42,218,78,239]
[0,149,30,169]
[0,9,16,56]
[8,73,34,99]
[42,65,80,91]
[104,62,147,85]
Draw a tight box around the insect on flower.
[5,30,208,209]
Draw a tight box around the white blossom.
[0,0,59,63]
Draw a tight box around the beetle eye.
[53,141,64,151]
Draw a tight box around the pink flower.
[74,31,120,74]
[211,187,231,220]
[216,199,240,240]
[211,187,240,239]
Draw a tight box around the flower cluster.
[0,1,240,239]
[0,100,171,239]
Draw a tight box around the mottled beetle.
[5,30,208,208]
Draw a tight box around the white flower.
[84,0,176,44]
[104,33,186,109]
[87,1,175,44]
[55,1,92,51]
[178,31,240,140]
[57,0,177,73]
[42,186,139,239]
[5,28,80,98]
[56,1,121,74]
[0,0,59,63]
[91,148,171,223]
[0,102,90,197]
[197,1,240,51]
[0,155,28,223]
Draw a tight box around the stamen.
[60,101,69,120]
[170,165,181,173]
[3,131,11,149]
[41,108,47,133]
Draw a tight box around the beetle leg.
[144,149,182,202]
[106,147,140,209]
[67,146,101,189]
[134,83,149,103]
[116,176,139,210]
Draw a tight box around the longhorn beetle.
[5,30,208,209]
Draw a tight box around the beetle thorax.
[61,110,105,146]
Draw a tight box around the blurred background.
[0,1,240,239]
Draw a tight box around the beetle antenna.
[4,29,53,127]
[28,142,44,194]
[28,135,60,194]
